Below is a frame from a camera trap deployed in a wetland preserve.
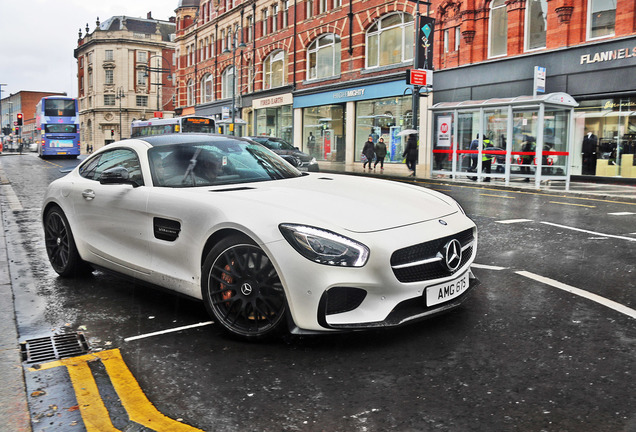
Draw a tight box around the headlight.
[279,224,369,267]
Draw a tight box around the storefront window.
[355,96,412,163]
[575,98,636,177]
[255,105,293,142]
[302,105,345,162]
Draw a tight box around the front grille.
[391,228,475,283]
[20,333,90,363]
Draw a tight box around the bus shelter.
[430,93,578,189]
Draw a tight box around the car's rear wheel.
[44,206,90,277]
[202,235,287,340]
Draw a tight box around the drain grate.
[21,333,90,363]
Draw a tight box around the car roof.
[138,133,254,147]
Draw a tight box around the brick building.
[175,0,636,178]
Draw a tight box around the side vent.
[154,217,181,241]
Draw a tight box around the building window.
[525,0,547,50]
[334,0,342,7]
[366,13,414,69]
[105,50,114,61]
[306,0,313,18]
[489,0,508,57]
[187,79,195,106]
[247,16,253,42]
[262,9,268,35]
[455,27,461,51]
[138,51,147,63]
[136,96,148,107]
[104,95,115,106]
[588,0,615,40]
[271,4,279,32]
[137,70,147,86]
[221,66,236,100]
[220,30,226,52]
[105,69,114,84]
[264,50,286,90]
[282,1,289,28]
[307,34,341,80]
[319,0,327,14]
[201,73,214,103]
[444,29,449,53]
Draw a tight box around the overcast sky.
[0,0,179,99]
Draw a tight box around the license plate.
[426,272,469,307]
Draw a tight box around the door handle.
[82,189,96,200]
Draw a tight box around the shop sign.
[333,89,365,100]
[253,93,293,109]
[437,116,452,147]
[580,46,636,64]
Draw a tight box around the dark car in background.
[247,136,319,172]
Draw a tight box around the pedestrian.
[307,132,316,157]
[374,137,387,170]
[481,136,494,182]
[403,133,418,176]
[362,135,375,170]
[469,134,479,172]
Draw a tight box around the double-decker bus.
[35,97,80,158]
[131,116,216,138]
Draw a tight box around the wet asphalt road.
[1,152,635,432]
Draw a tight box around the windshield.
[251,137,296,151]
[44,99,76,117]
[44,124,77,134]
[149,140,302,188]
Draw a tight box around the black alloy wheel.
[202,236,287,340]
[44,206,88,277]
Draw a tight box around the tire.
[202,235,287,340]
[44,206,91,277]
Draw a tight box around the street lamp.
[116,87,125,140]
[223,26,246,136]
[144,55,173,112]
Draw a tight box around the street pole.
[224,27,245,136]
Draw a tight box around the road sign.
[407,69,433,87]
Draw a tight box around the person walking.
[481,136,494,182]
[362,135,375,170]
[469,134,479,172]
[374,137,387,170]
[403,133,418,176]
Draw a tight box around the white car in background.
[42,134,479,340]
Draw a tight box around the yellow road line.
[30,349,204,432]
[549,201,596,208]
[480,193,515,199]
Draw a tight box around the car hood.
[213,174,459,233]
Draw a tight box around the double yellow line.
[31,349,203,432]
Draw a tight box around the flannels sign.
[580,47,636,64]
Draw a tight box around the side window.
[79,149,144,186]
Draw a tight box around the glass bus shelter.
[430,93,579,189]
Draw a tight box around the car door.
[70,148,152,276]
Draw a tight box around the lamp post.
[116,87,125,140]
[223,27,246,136]
[145,54,172,113]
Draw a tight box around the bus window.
[45,124,77,133]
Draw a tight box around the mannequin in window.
[582,130,597,175]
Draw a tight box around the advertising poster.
[437,116,452,147]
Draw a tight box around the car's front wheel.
[43,206,91,277]
[202,235,287,340]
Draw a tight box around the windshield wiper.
[182,148,202,186]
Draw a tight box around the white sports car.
[42,134,479,339]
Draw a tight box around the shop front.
[293,79,416,165]
[433,36,636,179]
[430,93,578,188]
[252,93,293,143]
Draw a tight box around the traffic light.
[16,113,23,126]
[111,129,115,137]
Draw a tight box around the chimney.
[147,11,153,19]
[169,16,176,23]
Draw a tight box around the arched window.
[221,66,236,100]
[187,79,195,106]
[307,34,341,80]
[264,50,286,90]
[489,0,508,57]
[525,0,547,50]
[366,13,414,69]
[201,73,214,103]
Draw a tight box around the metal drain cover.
[21,333,90,363]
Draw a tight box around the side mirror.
[100,166,140,187]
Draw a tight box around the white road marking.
[608,212,635,216]
[0,184,23,211]
[496,219,533,224]
[124,321,214,342]
[472,263,507,270]
[516,271,636,320]
[541,221,636,242]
